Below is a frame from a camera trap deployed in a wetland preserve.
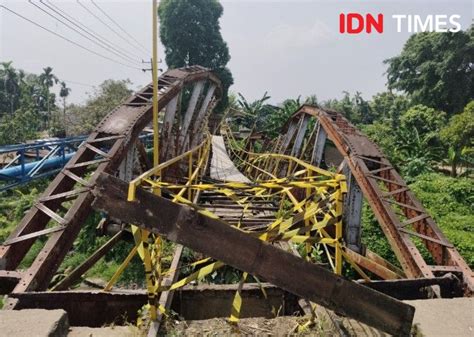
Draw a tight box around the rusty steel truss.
[0,67,472,337]
[273,105,473,294]
[0,66,221,294]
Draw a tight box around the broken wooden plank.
[92,173,415,336]
[344,248,402,280]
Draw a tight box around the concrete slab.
[0,309,69,337]
[406,298,473,336]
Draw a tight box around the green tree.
[0,61,20,115]
[39,67,58,128]
[385,27,474,115]
[324,91,374,124]
[0,63,49,144]
[362,105,447,178]
[369,92,411,127]
[58,82,71,135]
[59,81,71,113]
[361,122,397,160]
[158,0,233,112]
[400,104,446,136]
[67,79,132,135]
[440,101,474,176]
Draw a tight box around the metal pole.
[152,0,159,166]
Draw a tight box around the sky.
[0,0,472,106]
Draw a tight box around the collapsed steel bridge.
[0,66,472,336]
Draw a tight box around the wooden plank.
[147,245,184,337]
[344,248,401,280]
[8,284,290,326]
[359,274,463,300]
[365,249,405,277]
[92,173,415,336]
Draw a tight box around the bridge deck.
[210,136,250,183]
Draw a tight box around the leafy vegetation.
[385,27,474,115]
[362,173,474,268]
[410,173,473,266]
[440,101,474,176]
[158,0,233,112]
[0,62,133,142]
[0,62,67,144]
[65,79,132,135]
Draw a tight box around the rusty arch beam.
[0,66,221,293]
[285,104,473,294]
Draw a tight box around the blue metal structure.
[0,136,87,192]
[0,133,153,192]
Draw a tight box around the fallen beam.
[92,173,415,336]
[360,274,463,300]
[344,248,402,280]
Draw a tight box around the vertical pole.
[152,0,159,167]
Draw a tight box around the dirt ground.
[160,316,332,336]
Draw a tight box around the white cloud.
[265,21,334,50]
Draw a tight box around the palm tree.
[0,62,20,114]
[39,67,58,128]
[59,82,71,134]
[305,95,319,106]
